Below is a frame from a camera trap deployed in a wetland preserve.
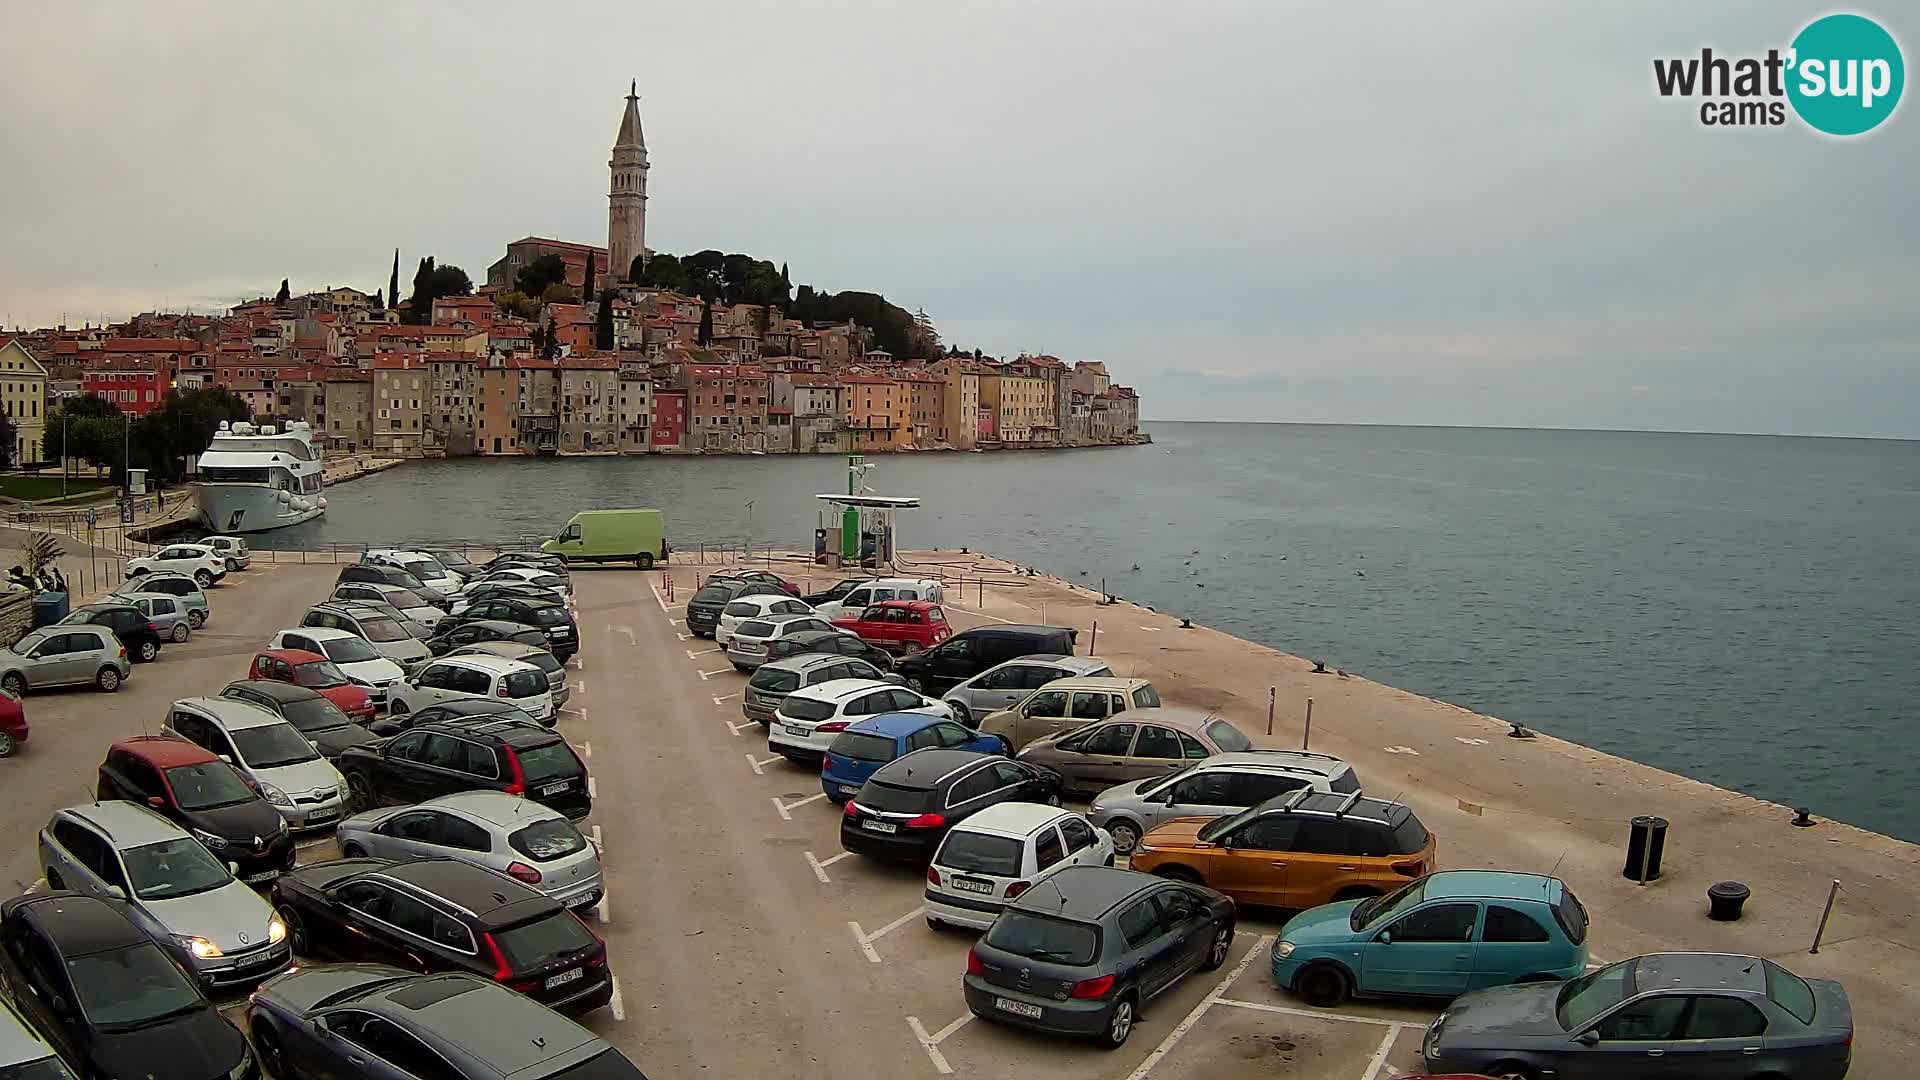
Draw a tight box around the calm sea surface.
[270,424,1920,841]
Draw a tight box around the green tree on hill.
[406,258,473,323]
[595,295,615,350]
[389,249,400,312]
[275,279,290,303]
[516,255,569,300]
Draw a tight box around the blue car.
[821,713,1008,802]
[1271,870,1589,1006]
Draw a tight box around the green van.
[542,508,671,567]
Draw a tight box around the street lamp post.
[744,499,755,559]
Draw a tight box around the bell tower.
[607,81,649,290]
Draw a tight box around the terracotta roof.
[104,338,198,353]
[558,355,618,370]
[507,237,608,256]
[372,354,420,370]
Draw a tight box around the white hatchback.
[717,594,815,647]
[812,577,944,621]
[127,544,227,588]
[268,627,408,707]
[390,654,556,724]
[364,549,464,592]
[768,678,951,759]
[925,803,1115,931]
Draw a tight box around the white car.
[725,613,853,670]
[200,535,251,571]
[463,566,572,597]
[127,544,227,588]
[331,581,446,626]
[389,654,556,724]
[717,594,815,647]
[925,803,1116,931]
[812,577,944,621]
[768,678,951,759]
[268,627,407,709]
[364,549,464,592]
[162,696,349,832]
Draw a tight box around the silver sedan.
[333,790,603,910]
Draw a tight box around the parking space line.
[771,792,827,820]
[570,740,592,759]
[848,906,923,963]
[712,692,742,703]
[587,776,599,799]
[725,720,757,737]
[1124,934,1271,1080]
[697,667,734,680]
[745,752,783,776]
[1212,998,1402,1029]
[905,1012,971,1075]
[609,976,625,1021]
[1359,1024,1408,1080]
[594,890,611,925]
[686,647,725,659]
[677,633,693,641]
[805,850,852,883]
[646,583,670,612]
[588,825,603,854]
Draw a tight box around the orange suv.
[1130,791,1435,909]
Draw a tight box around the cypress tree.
[389,249,400,312]
[583,251,597,302]
[697,298,713,346]
[595,295,615,350]
[275,279,290,303]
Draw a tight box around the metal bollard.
[1809,879,1841,953]
[1302,697,1313,750]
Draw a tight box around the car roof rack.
[1331,791,1365,816]
[1278,788,1313,811]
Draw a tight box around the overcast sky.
[2,2,1914,436]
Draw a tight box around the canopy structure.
[814,493,919,565]
[813,494,922,509]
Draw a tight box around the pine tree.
[595,295,614,350]
[275,279,290,303]
[373,288,384,310]
[389,249,400,312]
[583,251,597,302]
[780,262,790,289]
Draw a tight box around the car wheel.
[905,675,925,693]
[188,609,206,629]
[340,841,365,858]
[252,1021,289,1079]
[346,774,374,813]
[171,623,190,643]
[0,730,16,758]
[96,667,121,692]
[1484,1063,1538,1080]
[389,699,410,716]
[1107,821,1142,856]
[1097,995,1136,1050]
[1153,865,1203,885]
[1296,963,1351,1007]
[225,558,240,572]
[275,904,309,954]
[194,570,213,588]
[1200,921,1234,972]
[137,640,159,663]
[0,673,23,697]
[733,663,750,672]
[637,553,654,569]
[926,916,946,932]
[948,703,971,727]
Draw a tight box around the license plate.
[306,811,337,825]
[838,784,861,796]
[245,870,280,884]
[994,997,1043,1019]
[861,820,898,834]
[951,877,994,895]
[571,889,603,909]
[784,724,809,737]
[540,782,569,796]
[544,968,584,990]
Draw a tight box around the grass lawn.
[0,474,115,500]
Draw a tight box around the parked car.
[1131,791,1437,910]
[245,966,649,1080]
[117,571,210,628]
[300,602,432,665]
[480,550,568,574]
[268,627,407,708]
[269,858,612,1013]
[126,544,226,588]
[0,986,72,1080]
[763,628,897,671]
[0,689,23,757]
[334,790,603,910]
[95,735,293,884]
[684,579,788,638]
[248,649,376,721]
[1017,708,1254,797]
[893,624,1077,695]
[200,534,251,572]
[449,640,570,708]
[37,801,291,988]
[725,613,847,670]
[811,577,944,621]
[332,581,446,625]
[316,595,433,639]
[366,699,540,738]
[707,568,798,596]
[437,596,577,661]
[1423,952,1854,1080]
[0,625,128,696]
[0,892,253,1080]
[822,713,1006,802]
[466,565,573,598]
[336,715,591,820]
[162,696,350,832]
[449,581,567,614]
[220,680,383,758]
[426,618,553,657]
[714,594,813,647]
[980,677,1164,750]
[802,577,865,606]
[540,507,669,567]
[940,655,1116,727]
[362,548,463,591]
[424,547,481,577]
[58,602,165,663]
[840,748,1063,862]
[769,678,952,761]
[831,600,954,655]
[389,654,556,725]
[964,866,1236,1049]
[336,562,448,608]
[742,654,890,726]
[1091,750,1362,855]
[926,804,1116,931]
[112,591,194,643]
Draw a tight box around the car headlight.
[276,817,290,835]
[176,934,224,959]
[1274,940,1296,960]
[191,828,230,851]
[257,782,291,807]
[336,782,350,801]
[267,914,287,944]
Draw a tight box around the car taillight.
[1005,880,1031,899]
[118,646,127,658]
[502,748,526,795]
[497,683,511,697]
[965,949,983,976]
[482,933,513,981]
[1391,859,1424,877]
[572,910,607,966]
[904,813,946,829]
[843,800,860,818]
[146,622,160,633]
[926,866,942,886]
[1071,974,1115,999]
[504,861,543,884]
[817,721,849,733]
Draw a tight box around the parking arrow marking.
[1383,745,1420,755]
[1454,736,1488,746]
[610,625,636,644]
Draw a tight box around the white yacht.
[193,420,327,533]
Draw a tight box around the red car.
[0,689,24,757]
[830,600,952,654]
[249,649,376,721]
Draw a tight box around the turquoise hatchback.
[1271,870,1588,1006]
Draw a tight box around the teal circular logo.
[1787,14,1905,136]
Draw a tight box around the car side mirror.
[103,885,125,900]
[217,754,233,764]
[227,861,240,875]
[1376,930,1393,945]
[147,796,166,810]
[882,673,906,686]
[1575,1029,1600,1047]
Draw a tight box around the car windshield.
[692,585,735,604]
[510,819,588,862]
[525,653,562,677]
[231,723,320,768]
[1555,959,1637,1031]
[386,589,429,609]
[750,667,801,694]
[279,697,354,734]
[164,763,255,811]
[537,1048,649,1080]
[492,912,596,970]
[0,1055,79,1080]
[1354,878,1426,930]
[357,616,409,643]
[1197,805,1262,843]
[402,560,444,580]
[779,696,837,722]
[1204,720,1253,752]
[1390,816,1430,854]
[830,732,898,763]
[1765,960,1816,1024]
[935,832,1024,876]
[516,742,581,784]
[505,670,548,698]
[122,837,231,901]
[723,602,760,617]
[293,661,349,688]
[984,911,1098,966]
[737,620,777,637]
[320,636,380,664]
[530,607,568,626]
[67,942,203,1030]
[856,780,938,814]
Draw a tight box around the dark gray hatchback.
[964,865,1235,1050]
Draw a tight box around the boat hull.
[194,483,325,533]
